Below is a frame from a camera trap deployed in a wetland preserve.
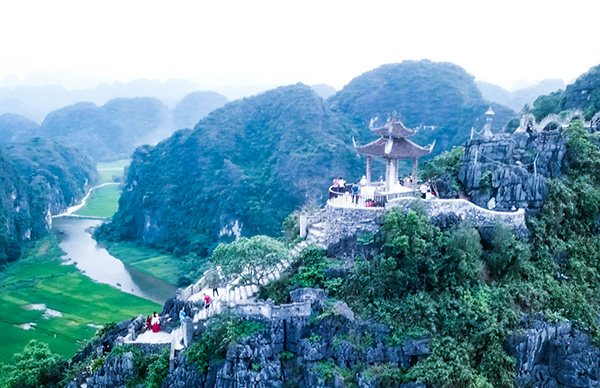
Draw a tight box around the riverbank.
[73,184,121,218]
[103,240,209,287]
[0,235,161,363]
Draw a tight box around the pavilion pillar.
[366,156,372,183]
[385,158,391,192]
[412,157,418,186]
[393,159,399,185]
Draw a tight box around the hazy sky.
[0,0,598,91]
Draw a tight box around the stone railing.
[178,268,219,301]
[229,299,312,320]
[327,185,419,209]
[388,197,528,236]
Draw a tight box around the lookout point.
[329,117,434,208]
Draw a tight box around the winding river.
[51,186,176,304]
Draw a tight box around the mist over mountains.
[476,79,566,112]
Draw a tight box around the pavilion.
[354,118,434,192]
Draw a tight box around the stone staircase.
[186,218,328,320]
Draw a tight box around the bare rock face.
[506,320,600,388]
[459,130,566,212]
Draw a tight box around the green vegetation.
[0,235,160,363]
[74,184,121,218]
[98,84,362,256]
[97,159,129,183]
[0,138,97,265]
[103,240,207,287]
[211,235,289,286]
[257,121,600,387]
[41,98,174,161]
[532,64,600,120]
[419,146,464,197]
[185,314,267,372]
[328,60,516,157]
[0,340,64,388]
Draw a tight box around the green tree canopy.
[211,235,289,287]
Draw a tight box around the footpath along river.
[51,185,176,304]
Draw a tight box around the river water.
[52,217,176,304]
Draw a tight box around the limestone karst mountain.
[98,83,363,255]
[0,138,96,264]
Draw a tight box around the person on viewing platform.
[151,312,160,333]
[359,175,367,186]
[179,308,187,322]
[204,293,211,310]
[331,177,340,198]
[212,282,219,296]
[145,315,152,331]
[352,184,359,204]
[338,177,346,192]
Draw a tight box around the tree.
[211,235,289,287]
[0,340,62,388]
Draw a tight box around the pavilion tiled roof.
[355,137,434,159]
[371,120,415,138]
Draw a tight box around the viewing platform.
[327,182,420,208]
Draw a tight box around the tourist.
[145,315,151,331]
[352,184,359,204]
[409,173,413,188]
[366,199,374,207]
[211,282,219,296]
[179,308,186,322]
[359,175,367,186]
[420,183,428,199]
[204,293,211,310]
[331,177,340,198]
[151,312,160,333]
[339,177,346,192]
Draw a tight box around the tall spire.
[483,107,495,139]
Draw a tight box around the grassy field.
[104,242,184,286]
[0,236,161,363]
[74,184,121,218]
[97,159,130,183]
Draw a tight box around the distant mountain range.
[0,91,229,161]
[476,79,566,112]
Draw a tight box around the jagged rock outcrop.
[76,289,430,388]
[507,320,600,388]
[459,129,566,211]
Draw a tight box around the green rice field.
[0,236,160,363]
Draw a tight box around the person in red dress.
[151,312,160,333]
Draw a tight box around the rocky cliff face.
[459,129,566,211]
[507,319,600,388]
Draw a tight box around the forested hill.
[40,98,174,161]
[99,84,362,255]
[0,138,97,265]
[329,60,516,155]
[532,64,600,120]
[173,91,229,129]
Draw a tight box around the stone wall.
[388,197,528,239]
[319,197,528,254]
[321,205,385,255]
